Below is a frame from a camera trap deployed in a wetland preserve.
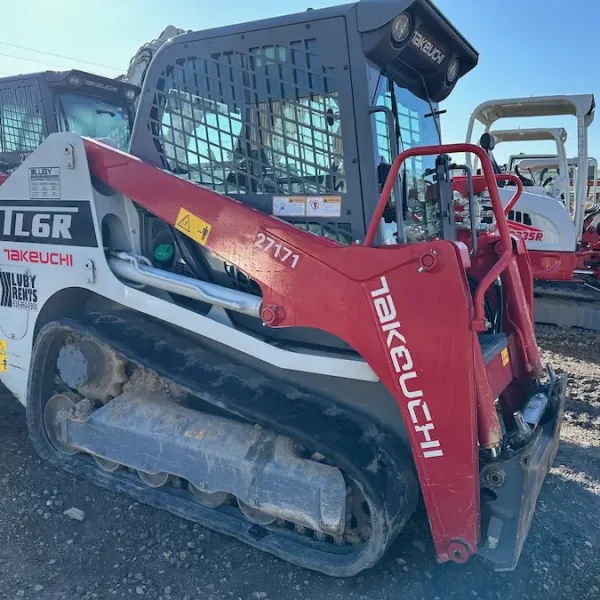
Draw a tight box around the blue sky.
[3,0,599,163]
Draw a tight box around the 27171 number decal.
[254,232,300,268]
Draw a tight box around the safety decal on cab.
[175,208,212,246]
[0,339,7,372]
[0,271,38,311]
[501,348,510,367]
[272,196,342,218]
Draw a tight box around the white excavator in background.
[465,94,600,330]
[506,155,598,212]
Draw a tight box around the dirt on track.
[0,326,598,600]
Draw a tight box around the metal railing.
[365,143,515,332]
[497,174,524,216]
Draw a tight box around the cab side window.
[0,85,44,153]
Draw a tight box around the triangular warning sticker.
[174,207,212,246]
[177,214,191,232]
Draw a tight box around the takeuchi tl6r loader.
[0,0,566,576]
[465,95,600,330]
[0,69,139,176]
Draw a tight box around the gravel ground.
[0,326,598,600]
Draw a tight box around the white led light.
[391,13,412,44]
[446,58,461,84]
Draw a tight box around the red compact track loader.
[0,0,566,576]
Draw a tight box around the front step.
[478,333,508,365]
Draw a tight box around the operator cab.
[0,70,139,172]
[510,156,560,190]
[130,0,478,347]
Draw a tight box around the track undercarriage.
[29,312,418,577]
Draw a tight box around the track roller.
[237,498,277,526]
[94,455,121,472]
[137,470,170,488]
[189,485,230,508]
[43,393,79,456]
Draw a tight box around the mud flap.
[477,375,567,570]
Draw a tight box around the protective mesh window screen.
[290,220,352,245]
[150,40,345,196]
[0,85,43,152]
[110,126,130,151]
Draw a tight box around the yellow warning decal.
[174,208,212,246]
[501,347,510,367]
[0,339,7,372]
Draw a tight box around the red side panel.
[527,251,576,281]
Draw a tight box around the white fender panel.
[497,187,577,252]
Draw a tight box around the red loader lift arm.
[83,138,538,565]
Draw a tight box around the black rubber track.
[26,312,418,576]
